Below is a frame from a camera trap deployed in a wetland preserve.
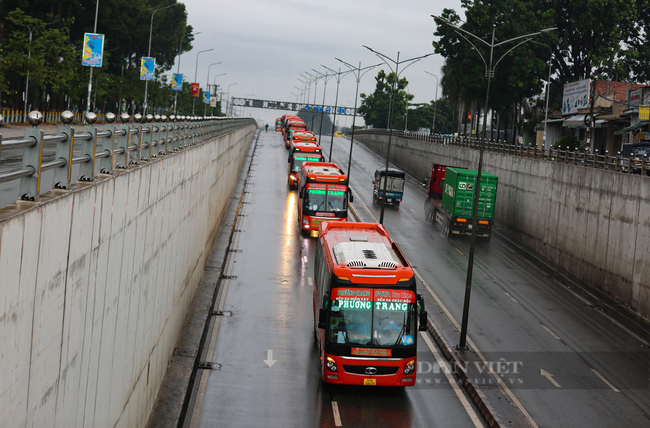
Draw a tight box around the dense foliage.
[0,0,222,116]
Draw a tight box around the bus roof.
[301,162,347,182]
[291,143,322,155]
[319,222,413,285]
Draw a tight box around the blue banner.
[172,73,183,91]
[82,33,105,67]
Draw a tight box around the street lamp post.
[432,15,557,349]
[204,62,222,116]
[211,73,226,114]
[144,3,182,115]
[85,0,100,115]
[336,59,381,182]
[226,83,238,116]
[363,45,434,225]
[424,71,439,136]
[193,48,214,115]
[311,69,334,151]
[322,65,354,162]
[304,72,320,131]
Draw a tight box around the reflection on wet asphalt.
[196,131,479,428]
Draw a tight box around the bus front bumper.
[322,354,416,387]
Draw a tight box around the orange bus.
[313,222,428,386]
[284,119,307,148]
[297,162,351,237]
[288,142,323,188]
[275,117,282,131]
[291,130,318,145]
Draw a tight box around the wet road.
[191,131,484,427]
[320,135,650,427]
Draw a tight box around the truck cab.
[372,168,405,208]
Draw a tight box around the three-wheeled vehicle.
[372,168,405,208]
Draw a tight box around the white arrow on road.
[541,369,561,388]
[264,349,277,367]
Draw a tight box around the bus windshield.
[292,154,322,171]
[327,288,416,347]
[304,184,347,212]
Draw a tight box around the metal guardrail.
[0,110,256,202]
[355,129,650,176]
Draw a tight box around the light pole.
[193,48,214,115]
[322,65,354,162]
[530,41,553,148]
[336,59,381,181]
[211,73,226,114]
[174,29,197,115]
[86,0,99,114]
[204,62,222,116]
[226,83,238,116]
[9,17,59,120]
[363,45,434,225]
[144,3,182,115]
[304,71,320,131]
[424,71,439,135]
[432,15,557,349]
[311,69,334,151]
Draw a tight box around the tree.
[358,70,412,129]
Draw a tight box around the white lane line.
[504,291,519,304]
[413,269,539,428]
[420,332,483,427]
[455,247,464,256]
[303,256,308,263]
[410,208,416,213]
[477,267,488,277]
[591,369,620,392]
[540,323,560,340]
[308,277,313,286]
[331,401,343,426]
[506,246,518,255]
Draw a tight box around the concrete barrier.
[354,132,650,326]
[0,123,256,428]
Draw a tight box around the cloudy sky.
[174,0,464,126]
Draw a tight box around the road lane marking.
[303,256,308,263]
[591,369,620,392]
[420,332,483,427]
[504,291,518,304]
[541,369,561,388]
[540,323,560,340]
[455,247,464,256]
[477,267,488,277]
[413,269,539,428]
[506,246,518,255]
[331,401,343,426]
[308,277,313,286]
[410,208,416,213]
[350,187,378,222]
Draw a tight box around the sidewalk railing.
[0,110,256,202]
[1,108,105,124]
[354,129,650,176]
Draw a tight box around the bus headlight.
[403,359,415,375]
[326,356,338,372]
[303,217,309,226]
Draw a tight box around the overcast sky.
[174,0,464,127]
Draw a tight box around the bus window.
[328,299,373,345]
[304,185,347,212]
[373,303,415,347]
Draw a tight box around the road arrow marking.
[591,369,620,392]
[541,369,561,388]
[264,349,277,367]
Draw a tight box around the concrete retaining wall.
[354,132,650,323]
[0,124,256,428]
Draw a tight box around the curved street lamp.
[144,2,183,115]
[362,45,435,225]
[192,48,214,114]
[432,15,557,349]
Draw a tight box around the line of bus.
[297,162,352,236]
[313,221,428,386]
[288,142,323,188]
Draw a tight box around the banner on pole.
[140,57,155,81]
[210,96,218,107]
[203,92,210,104]
[191,83,200,97]
[82,33,105,67]
[172,73,183,91]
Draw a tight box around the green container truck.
[425,166,498,239]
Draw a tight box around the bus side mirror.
[349,193,354,203]
[418,294,428,331]
[318,308,327,329]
